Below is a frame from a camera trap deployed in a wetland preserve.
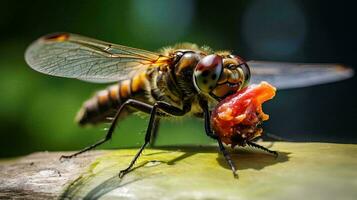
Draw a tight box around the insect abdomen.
[76,73,149,125]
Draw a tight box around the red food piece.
[211,81,276,147]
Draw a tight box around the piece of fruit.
[211,81,276,147]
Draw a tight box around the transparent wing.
[248,61,354,89]
[25,33,170,83]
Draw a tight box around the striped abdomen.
[76,73,150,125]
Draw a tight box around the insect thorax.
[148,50,203,110]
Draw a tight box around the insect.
[25,33,353,177]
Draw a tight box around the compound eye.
[193,55,223,93]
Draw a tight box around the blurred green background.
[1,0,356,158]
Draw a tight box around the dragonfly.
[25,32,353,177]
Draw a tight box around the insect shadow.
[216,146,290,171]
[157,144,290,171]
[60,144,289,200]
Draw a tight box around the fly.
[25,33,353,177]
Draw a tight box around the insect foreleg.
[149,117,161,147]
[246,141,278,158]
[119,101,191,178]
[199,99,238,178]
[60,99,153,160]
[199,99,218,140]
[217,139,238,178]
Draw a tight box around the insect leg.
[217,139,238,178]
[60,99,153,160]
[200,103,217,139]
[149,117,161,147]
[199,99,238,178]
[119,101,190,177]
[246,141,278,158]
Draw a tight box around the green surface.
[60,142,357,200]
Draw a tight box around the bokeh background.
[1,0,356,158]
